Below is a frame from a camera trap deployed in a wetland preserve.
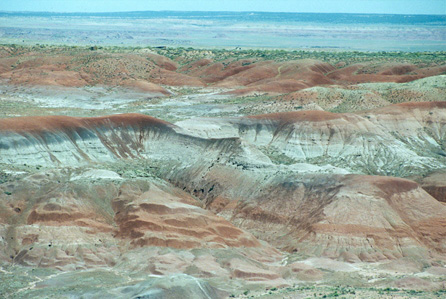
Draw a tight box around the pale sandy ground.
[1,75,445,121]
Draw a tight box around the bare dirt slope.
[1,46,446,297]
[1,102,446,297]
[1,46,445,98]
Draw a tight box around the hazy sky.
[0,0,445,15]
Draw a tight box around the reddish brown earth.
[112,183,262,249]
[1,45,446,296]
[0,119,445,297]
[0,176,281,274]
[169,102,446,262]
[1,46,445,96]
[0,113,171,133]
[1,106,444,265]
[200,170,446,262]
[326,62,446,84]
[414,170,446,204]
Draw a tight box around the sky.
[0,0,445,15]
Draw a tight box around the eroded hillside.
[1,45,446,97]
[1,45,446,298]
[0,102,445,297]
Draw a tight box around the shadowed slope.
[173,163,446,262]
[0,173,281,284]
[1,103,445,272]
[0,113,171,132]
[0,113,180,165]
[178,102,446,177]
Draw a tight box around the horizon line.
[0,10,445,16]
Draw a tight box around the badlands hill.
[1,45,445,99]
[1,45,446,297]
[1,102,446,297]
